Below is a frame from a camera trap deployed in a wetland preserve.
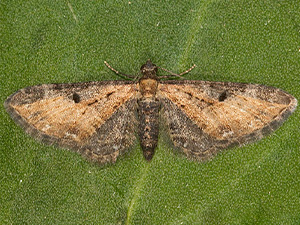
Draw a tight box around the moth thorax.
[139,78,158,98]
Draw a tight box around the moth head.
[140,59,158,75]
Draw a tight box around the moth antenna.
[158,64,196,79]
[104,61,136,79]
[179,64,196,76]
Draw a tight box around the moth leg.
[104,61,138,79]
[158,64,196,79]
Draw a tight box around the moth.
[4,60,297,164]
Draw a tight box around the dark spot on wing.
[218,91,227,102]
[73,93,80,103]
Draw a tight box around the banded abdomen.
[137,98,160,160]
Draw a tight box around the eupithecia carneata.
[4,60,297,164]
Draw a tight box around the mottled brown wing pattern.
[158,80,297,160]
[5,60,298,164]
[5,81,138,164]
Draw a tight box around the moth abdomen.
[137,98,160,161]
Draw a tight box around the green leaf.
[1,0,300,224]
